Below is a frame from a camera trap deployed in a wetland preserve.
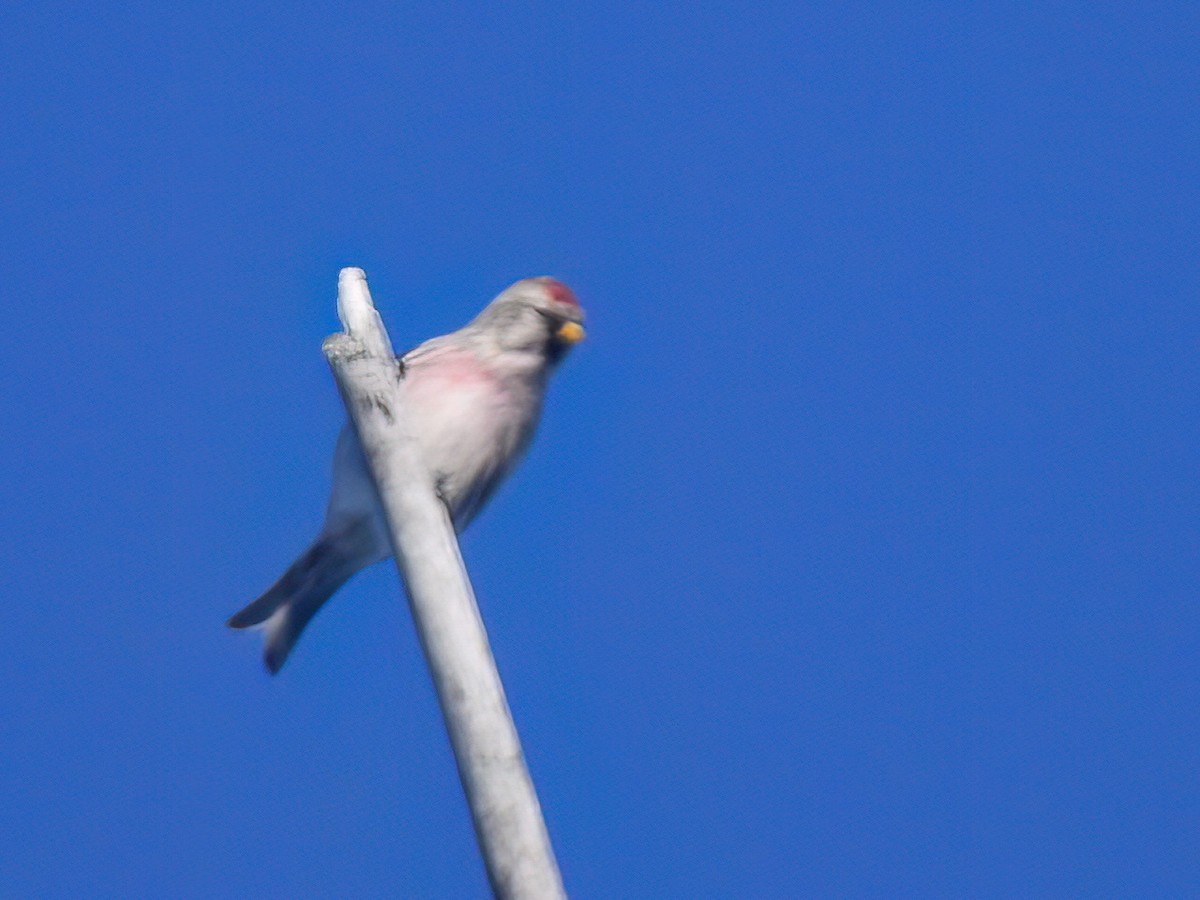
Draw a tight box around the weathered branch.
[323,268,565,899]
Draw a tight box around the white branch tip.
[336,267,394,358]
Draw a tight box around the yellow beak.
[556,321,586,344]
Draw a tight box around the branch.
[323,268,565,899]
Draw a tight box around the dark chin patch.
[545,334,569,366]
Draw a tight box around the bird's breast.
[400,357,540,526]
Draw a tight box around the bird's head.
[471,277,586,369]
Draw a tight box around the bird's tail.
[227,536,359,674]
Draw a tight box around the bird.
[227,276,586,673]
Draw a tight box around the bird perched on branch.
[227,277,586,673]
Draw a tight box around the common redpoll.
[227,277,586,673]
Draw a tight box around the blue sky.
[1,3,1196,896]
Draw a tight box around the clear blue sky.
[1,3,1195,896]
